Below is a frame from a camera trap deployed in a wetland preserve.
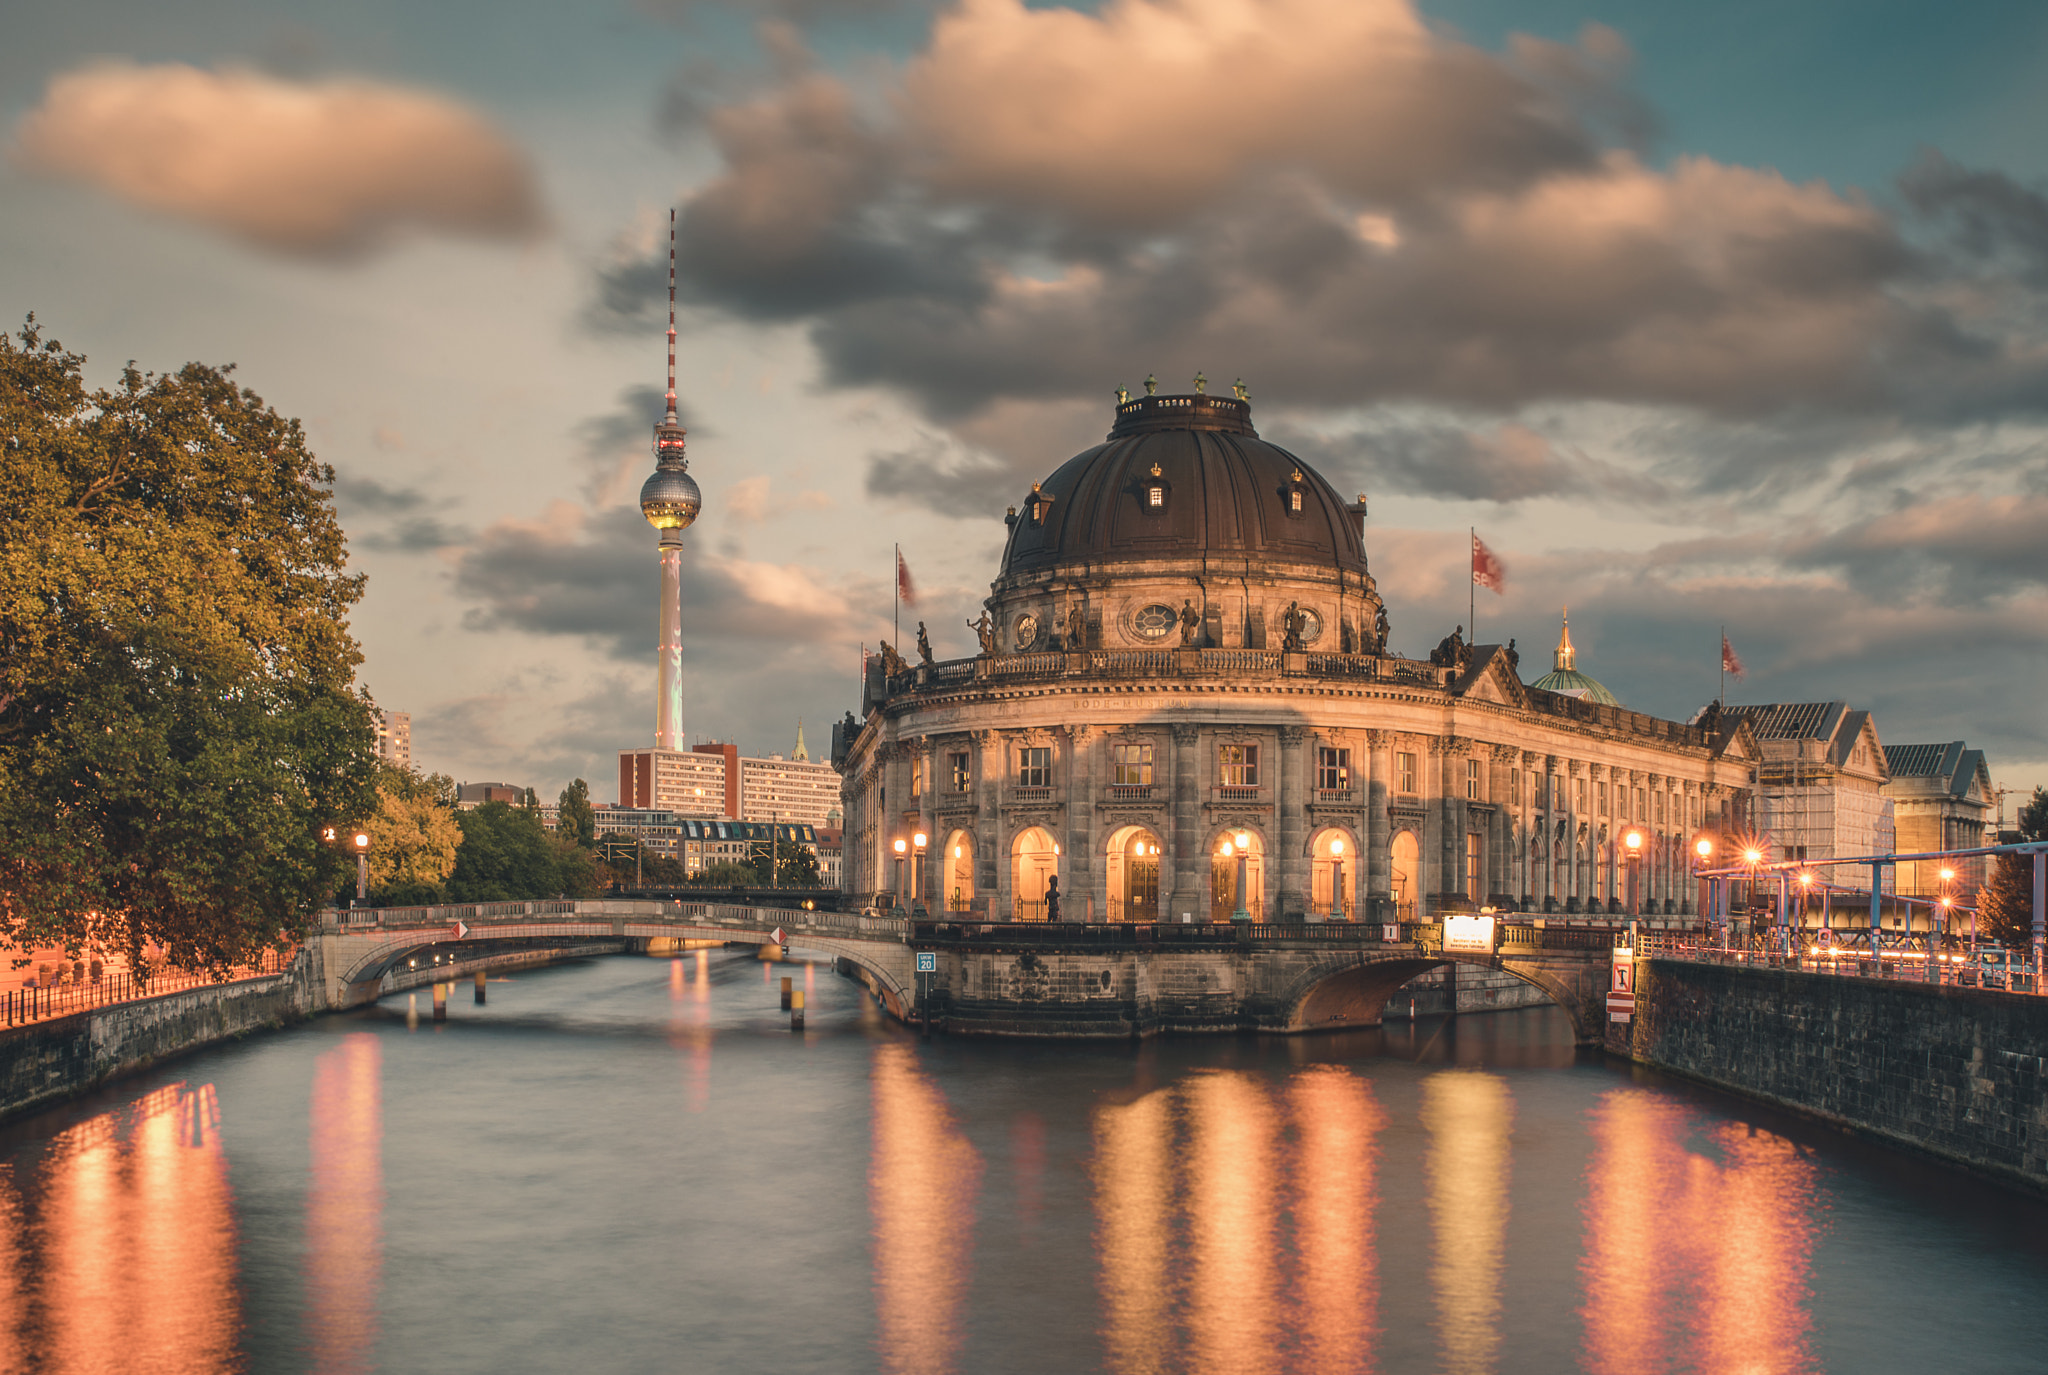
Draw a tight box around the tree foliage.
[445,802,596,902]
[365,764,461,905]
[0,317,377,971]
[557,777,596,848]
[745,838,822,889]
[1979,788,2048,946]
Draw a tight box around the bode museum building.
[834,388,1759,924]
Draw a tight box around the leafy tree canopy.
[446,802,596,902]
[745,838,822,889]
[365,764,462,906]
[558,777,596,848]
[0,317,377,971]
[1979,787,2048,946]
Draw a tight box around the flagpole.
[1469,527,1476,642]
[1719,624,1725,705]
[894,542,900,651]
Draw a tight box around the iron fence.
[2,947,298,1030]
[1635,930,2044,993]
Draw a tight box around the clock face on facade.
[1015,613,1040,651]
[1298,608,1323,645]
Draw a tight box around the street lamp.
[1331,836,1347,921]
[1622,827,1645,931]
[912,831,929,913]
[1693,836,1717,940]
[352,831,370,904]
[892,837,907,907]
[1231,830,1252,923]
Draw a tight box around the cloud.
[11,62,545,258]
[600,0,2048,439]
[332,472,469,552]
[1276,417,1669,504]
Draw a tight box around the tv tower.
[638,208,702,750]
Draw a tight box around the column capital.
[1171,723,1201,744]
[1280,725,1309,745]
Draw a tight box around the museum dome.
[1529,610,1622,707]
[997,390,1369,579]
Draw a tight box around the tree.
[1979,788,2048,946]
[364,764,461,905]
[445,802,596,902]
[557,777,596,848]
[745,839,822,888]
[689,860,754,887]
[0,317,377,972]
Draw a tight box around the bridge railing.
[0,946,299,1031]
[912,919,1450,948]
[1636,930,2044,993]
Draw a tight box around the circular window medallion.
[1298,608,1323,645]
[1014,612,1040,651]
[1131,604,1176,641]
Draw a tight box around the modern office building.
[374,710,412,769]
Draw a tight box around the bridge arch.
[1278,951,1602,1043]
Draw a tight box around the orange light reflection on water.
[1185,1073,1281,1375]
[1288,1065,1383,1374]
[39,1083,240,1374]
[871,1044,982,1375]
[1423,1071,1512,1375]
[306,1033,383,1375]
[1093,1090,1172,1375]
[1579,1088,1822,1375]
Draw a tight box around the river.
[3,948,2047,1374]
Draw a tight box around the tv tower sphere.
[640,455,701,531]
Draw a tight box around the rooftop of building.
[1883,741,1993,800]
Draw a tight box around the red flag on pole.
[1471,533,1505,594]
[896,549,917,607]
[1721,634,1745,680]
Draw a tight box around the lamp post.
[1797,870,1813,958]
[352,830,370,905]
[1231,830,1252,923]
[1331,836,1347,921]
[1743,847,1764,951]
[892,837,907,908]
[1694,837,1717,942]
[1622,827,1644,942]
[912,831,929,915]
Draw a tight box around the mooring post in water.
[474,970,487,1005]
[433,982,448,1022]
[780,976,792,1010]
[790,989,805,1031]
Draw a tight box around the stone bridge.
[319,901,1633,1042]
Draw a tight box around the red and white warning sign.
[1607,949,1635,1021]
[452,921,471,940]
[770,927,786,946]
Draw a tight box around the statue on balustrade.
[878,640,908,679]
[967,608,996,656]
[1179,599,1201,646]
[1281,601,1306,652]
[1429,624,1470,672]
[916,621,936,667]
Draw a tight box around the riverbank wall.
[0,939,627,1125]
[1619,958,2048,1195]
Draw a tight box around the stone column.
[1168,723,1203,922]
[1277,725,1309,919]
[915,737,936,910]
[1365,729,1390,918]
[1066,725,1096,920]
[1566,761,1585,912]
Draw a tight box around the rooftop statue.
[1179,599,1201,646]
[878,640,907,679]
[967,609,996,656]
[916,621,936,668]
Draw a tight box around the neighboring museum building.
[1721,702,1897,877]
[835,389,1760,921]
[1882,741,1996,896]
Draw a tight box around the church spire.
[792,718,809,762]
[1554,608,1576,672]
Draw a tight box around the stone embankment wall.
[1622,959,2048,1194]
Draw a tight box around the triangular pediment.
[1452,645,1531,709]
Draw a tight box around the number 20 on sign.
[916,951,937,974]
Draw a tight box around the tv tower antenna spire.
[639,205,702,753]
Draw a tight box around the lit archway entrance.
[1011,827,1058,921]
[1105,825,1164,922]
[1391,830,1419,921]
[1310,827,1357,919]
[1209,829,1265,922]
[944,830,975,913]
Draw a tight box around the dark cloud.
[592,0,2048,442]
[1275,417,1669,505]
[331,472,429,514]
[332,472,469,552]
[866,437,1027,518]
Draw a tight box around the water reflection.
[39,1083,240,1373]
[306,1034,383,1375]
[871,1044,982,1375]
[668,952,713,1111]
[1580,1088,1822,1375]
[1423,1072,1512,1375]
[1092,1068,1387,1375]
[1289,1066,1383,1374]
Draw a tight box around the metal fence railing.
[2,947,299,1031]
[1636,930,2042,993]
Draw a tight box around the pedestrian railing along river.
[1,946,299,1030]
[1636,929,2044,993]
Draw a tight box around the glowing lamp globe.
[640,466,702,531]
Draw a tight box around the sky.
[5,0,2048,812]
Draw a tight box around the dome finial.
[1144,373,1158,396]
[1555,607,1575,671]
[1116,384,1130,405]
[1233,378,1248,401]
[1193,371,1207,394]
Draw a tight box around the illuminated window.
[1466,758,1480,800]
[1017,747,1051,788]
[1397,751,1416,794]
[1466,832,1481,901]
[1289,489,1303,513]
[1149,485,1165,508]
[1219,744,1260,788]
[910,755,926,800]
[1597,781,1608,816]
[948,751,970,792]
[1131,604,1176,640]
[1318,747,1350,791]
[1112,743,1154,787]
[1576,779,1587,812]
[1636,787,1647,822]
